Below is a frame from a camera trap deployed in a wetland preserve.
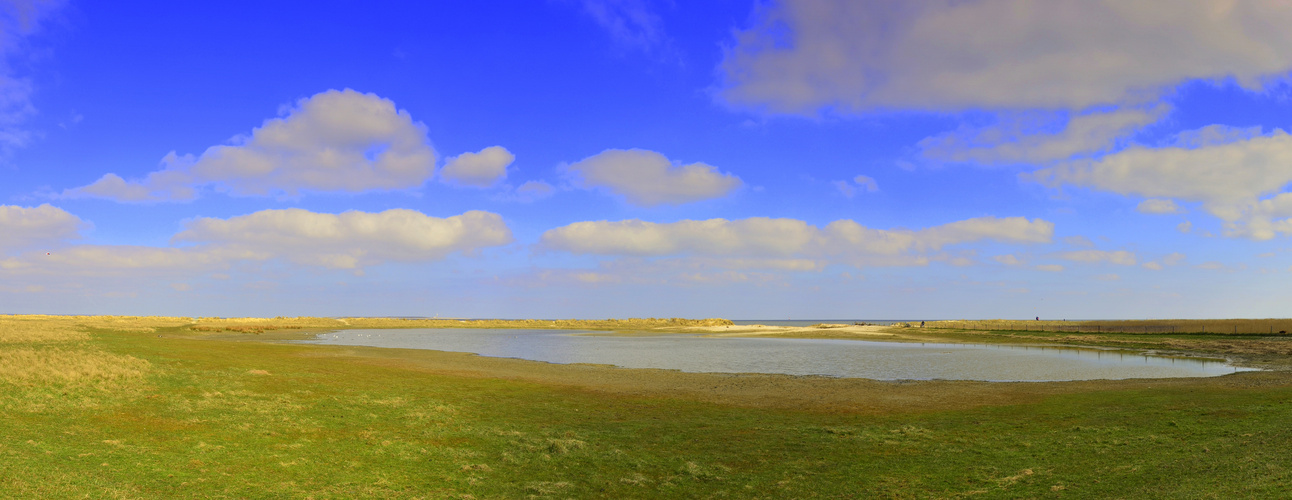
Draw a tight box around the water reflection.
[297,328,1255,382]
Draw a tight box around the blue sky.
[4,0,1292,319]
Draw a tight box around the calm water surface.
[298,328,1253,382]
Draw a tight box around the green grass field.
[3,317,1292,498]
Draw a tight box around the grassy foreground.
[3,316,1292,498]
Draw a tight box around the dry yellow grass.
[0,348,150,387]
[2,314,736,338]
[0,315,198,343]
[0,316,90,343]
[1,316,157,390]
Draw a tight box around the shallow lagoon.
[299,328,1253,382]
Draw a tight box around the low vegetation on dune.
[171,316,736,334]
[3,315,1292,497]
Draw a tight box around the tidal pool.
[298,328,1254,382]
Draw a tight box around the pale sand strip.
[680,324,897,337]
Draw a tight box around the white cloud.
[853,174,878,192]
[1141,253,1186,271]
[835,174,879,198]
[565,149,743,206]
[1,245,261,278]
[1056,250,1137,266]
[832,180,855,198]
[921,106,1167,165]
[540,215,1052,267]
[1063,235,1095,248]
[1029,125,1292,205]
[513,180,556,202]
[1095,273,1121,281]
[502,256,821,289]
[993,254,1023,266]
[441,146,514,188]
[1,0,64,158]
[1177,220,1193,233]
[67,170,197,202]
[575,0,667,53]
[1035,264,1064,272]
[719,0,1292,114]
[1027,125,1292,239]
[0,204,87,252]
[514,269,625,288]
[174,208,513,270]
[63,89,437,202]
[0,66,34,155]
[1137,198,1183,214]
[2,208,511,282]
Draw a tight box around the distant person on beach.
[1035,316,1039,321]
[920,321,925,327]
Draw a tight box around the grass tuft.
[0,348,150,387]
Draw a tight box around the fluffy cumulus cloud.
[440,146,514,187]
[63,89,437,202]
[174,208,513,270]
[540,215,1052,267]
[565,149,743,206]
[719,0,1292,114]
[1027,125,1292,239]
[0,204,87,252]
[920,106,1168,165]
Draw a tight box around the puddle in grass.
[297,328,1254,382]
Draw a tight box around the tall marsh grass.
[0,315,153,389]
[0,316,90,343]
[0,348,150,387]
